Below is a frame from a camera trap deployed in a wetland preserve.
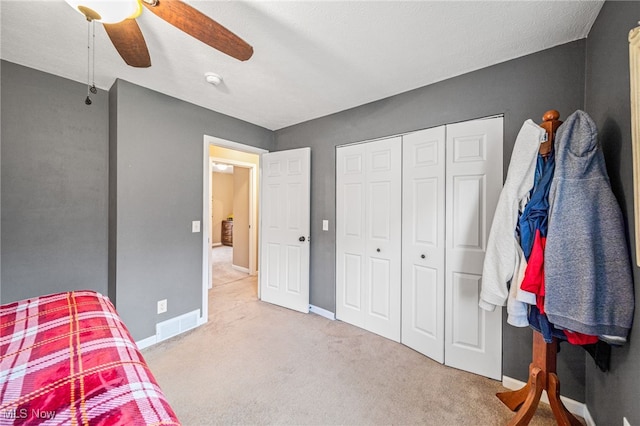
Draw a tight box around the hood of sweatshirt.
[553,109,608,180]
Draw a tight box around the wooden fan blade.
[142,0,253,61]
[103,19,151,68]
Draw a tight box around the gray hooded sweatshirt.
[545,110,634,342]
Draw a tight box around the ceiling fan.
[65,0,254,68]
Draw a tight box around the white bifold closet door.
[443,118,503,380]
[337,116,503,380]
[336,137,402,342]
[401,118,503,380]
[401,126,447,363]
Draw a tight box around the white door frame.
[201,135,267,325]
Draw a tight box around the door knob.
[299,236,306,242]
[421,254,426,259]
[376,248,381,252]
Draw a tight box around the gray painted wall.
[0,62,273,343]
[110,79,273,340]
[274,40,588,400]
[1,61,109,302]
[584,2,640,424]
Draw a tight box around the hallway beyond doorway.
[211,245,249,287]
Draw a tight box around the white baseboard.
[135,335,157,350]
[309,304,336,320]
[583,406,595,426]
[502,376,593,425]
[232,264,250,274]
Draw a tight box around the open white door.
[444,117,503,380]
[259,148,311,313]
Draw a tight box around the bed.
[0,290,180,425]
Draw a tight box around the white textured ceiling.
[1,0,603,130]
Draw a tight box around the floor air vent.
[156,309,200,342]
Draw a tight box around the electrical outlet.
[157,299,167,314]
[322,220,329,231]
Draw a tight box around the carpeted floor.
[143,264,574,425]
[211,245,249,287]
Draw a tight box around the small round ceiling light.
[205,72,223,86]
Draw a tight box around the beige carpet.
[211,245,249,287]
[143,274,571,425]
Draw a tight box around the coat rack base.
[496,332,582,426]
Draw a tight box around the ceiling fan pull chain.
[85,20,97,105]
[91,20,97,95]
[85,19,92,105]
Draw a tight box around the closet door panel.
[369,257,391,318]
[450,272,484,349]
[364,137,402,342]
[445,117,503,381]
[369,181,392,241]
[451,174,485,259]
[413,179,439,245]
[343,254,362,309]
[343,184,363,238]
[340,183,364,321]
[401,127,446,362]
[410,265,438,334]
[336,145,366,327]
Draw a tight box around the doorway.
[201,136,267,325]
[209,160,251,288]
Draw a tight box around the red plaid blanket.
[0,291,180,425]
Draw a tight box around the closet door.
[444,117,503,380]
[336,143,366,330]
[366,137,402,341]
[336,137,402,341]
[401,127,446,363]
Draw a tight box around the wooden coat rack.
[495,110,582,426]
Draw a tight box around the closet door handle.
[376,248,381,253]
[299,236,306,242]
[421,254,426,259]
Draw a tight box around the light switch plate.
[192,221,201,233]
[322,220,329,231]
